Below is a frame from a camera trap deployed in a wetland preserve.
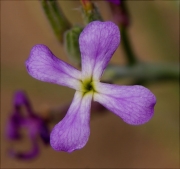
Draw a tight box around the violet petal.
[93,82,156,125]
[26,44,82,90]
[39,123,50,144]
[50,91,92,152]
[14,91,33,114]
[6,112,22,140]
[79,21,120,80]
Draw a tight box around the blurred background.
[1,1,179,168]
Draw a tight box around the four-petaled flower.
[6,91,50,159]
[26,21,156,152]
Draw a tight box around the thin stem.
[121,26,138,66]
[40,101,107,124]
[103,62,179,84]
[109,0,137,65]
[49,1,71,30]
[120,1,137,66]
[41,0,59,37]
[41,0,71,43]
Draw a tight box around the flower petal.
[13,91,34,115]
[93,82,156,125]
[6,112,21,140]
[50,91,93,152]
[79,21,120,80]
[26,44,82,90]
[39,122,50,145]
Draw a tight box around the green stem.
[41,0,71,43]
[121,26,138,66]
[103,62,179,84]
[120,1,137,66]
[109,0,137,65]
[49,1,71,30]
[41,0,59,37]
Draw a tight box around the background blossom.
[6,91,50,160]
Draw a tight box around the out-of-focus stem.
[40,101,107,124]
[49,1,71,31]
[41,0,59,36]
[121,27,138,66]
[120,1,137,66]
[104,62,179,84]
[109,0,137,65]
[41,0,71,43]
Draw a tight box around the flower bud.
[64,26,83,66]
[80,0,103,24]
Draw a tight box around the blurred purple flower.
[109,0,130,27]
[26,21,156,152]
[107,0,121,5]
[6,91,50,160]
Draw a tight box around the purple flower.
[6,91,50,159]
[26,21,156,152]
[107,0,121,5]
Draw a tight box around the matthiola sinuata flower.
[26,21,156,152]
[6,91,50,159]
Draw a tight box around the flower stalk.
[109,0,137,66]
[108,1,179,79]
[120,26,138,66]
[104,62,179,84]
[41,0,71,43]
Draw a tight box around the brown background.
[1,1,179,168]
